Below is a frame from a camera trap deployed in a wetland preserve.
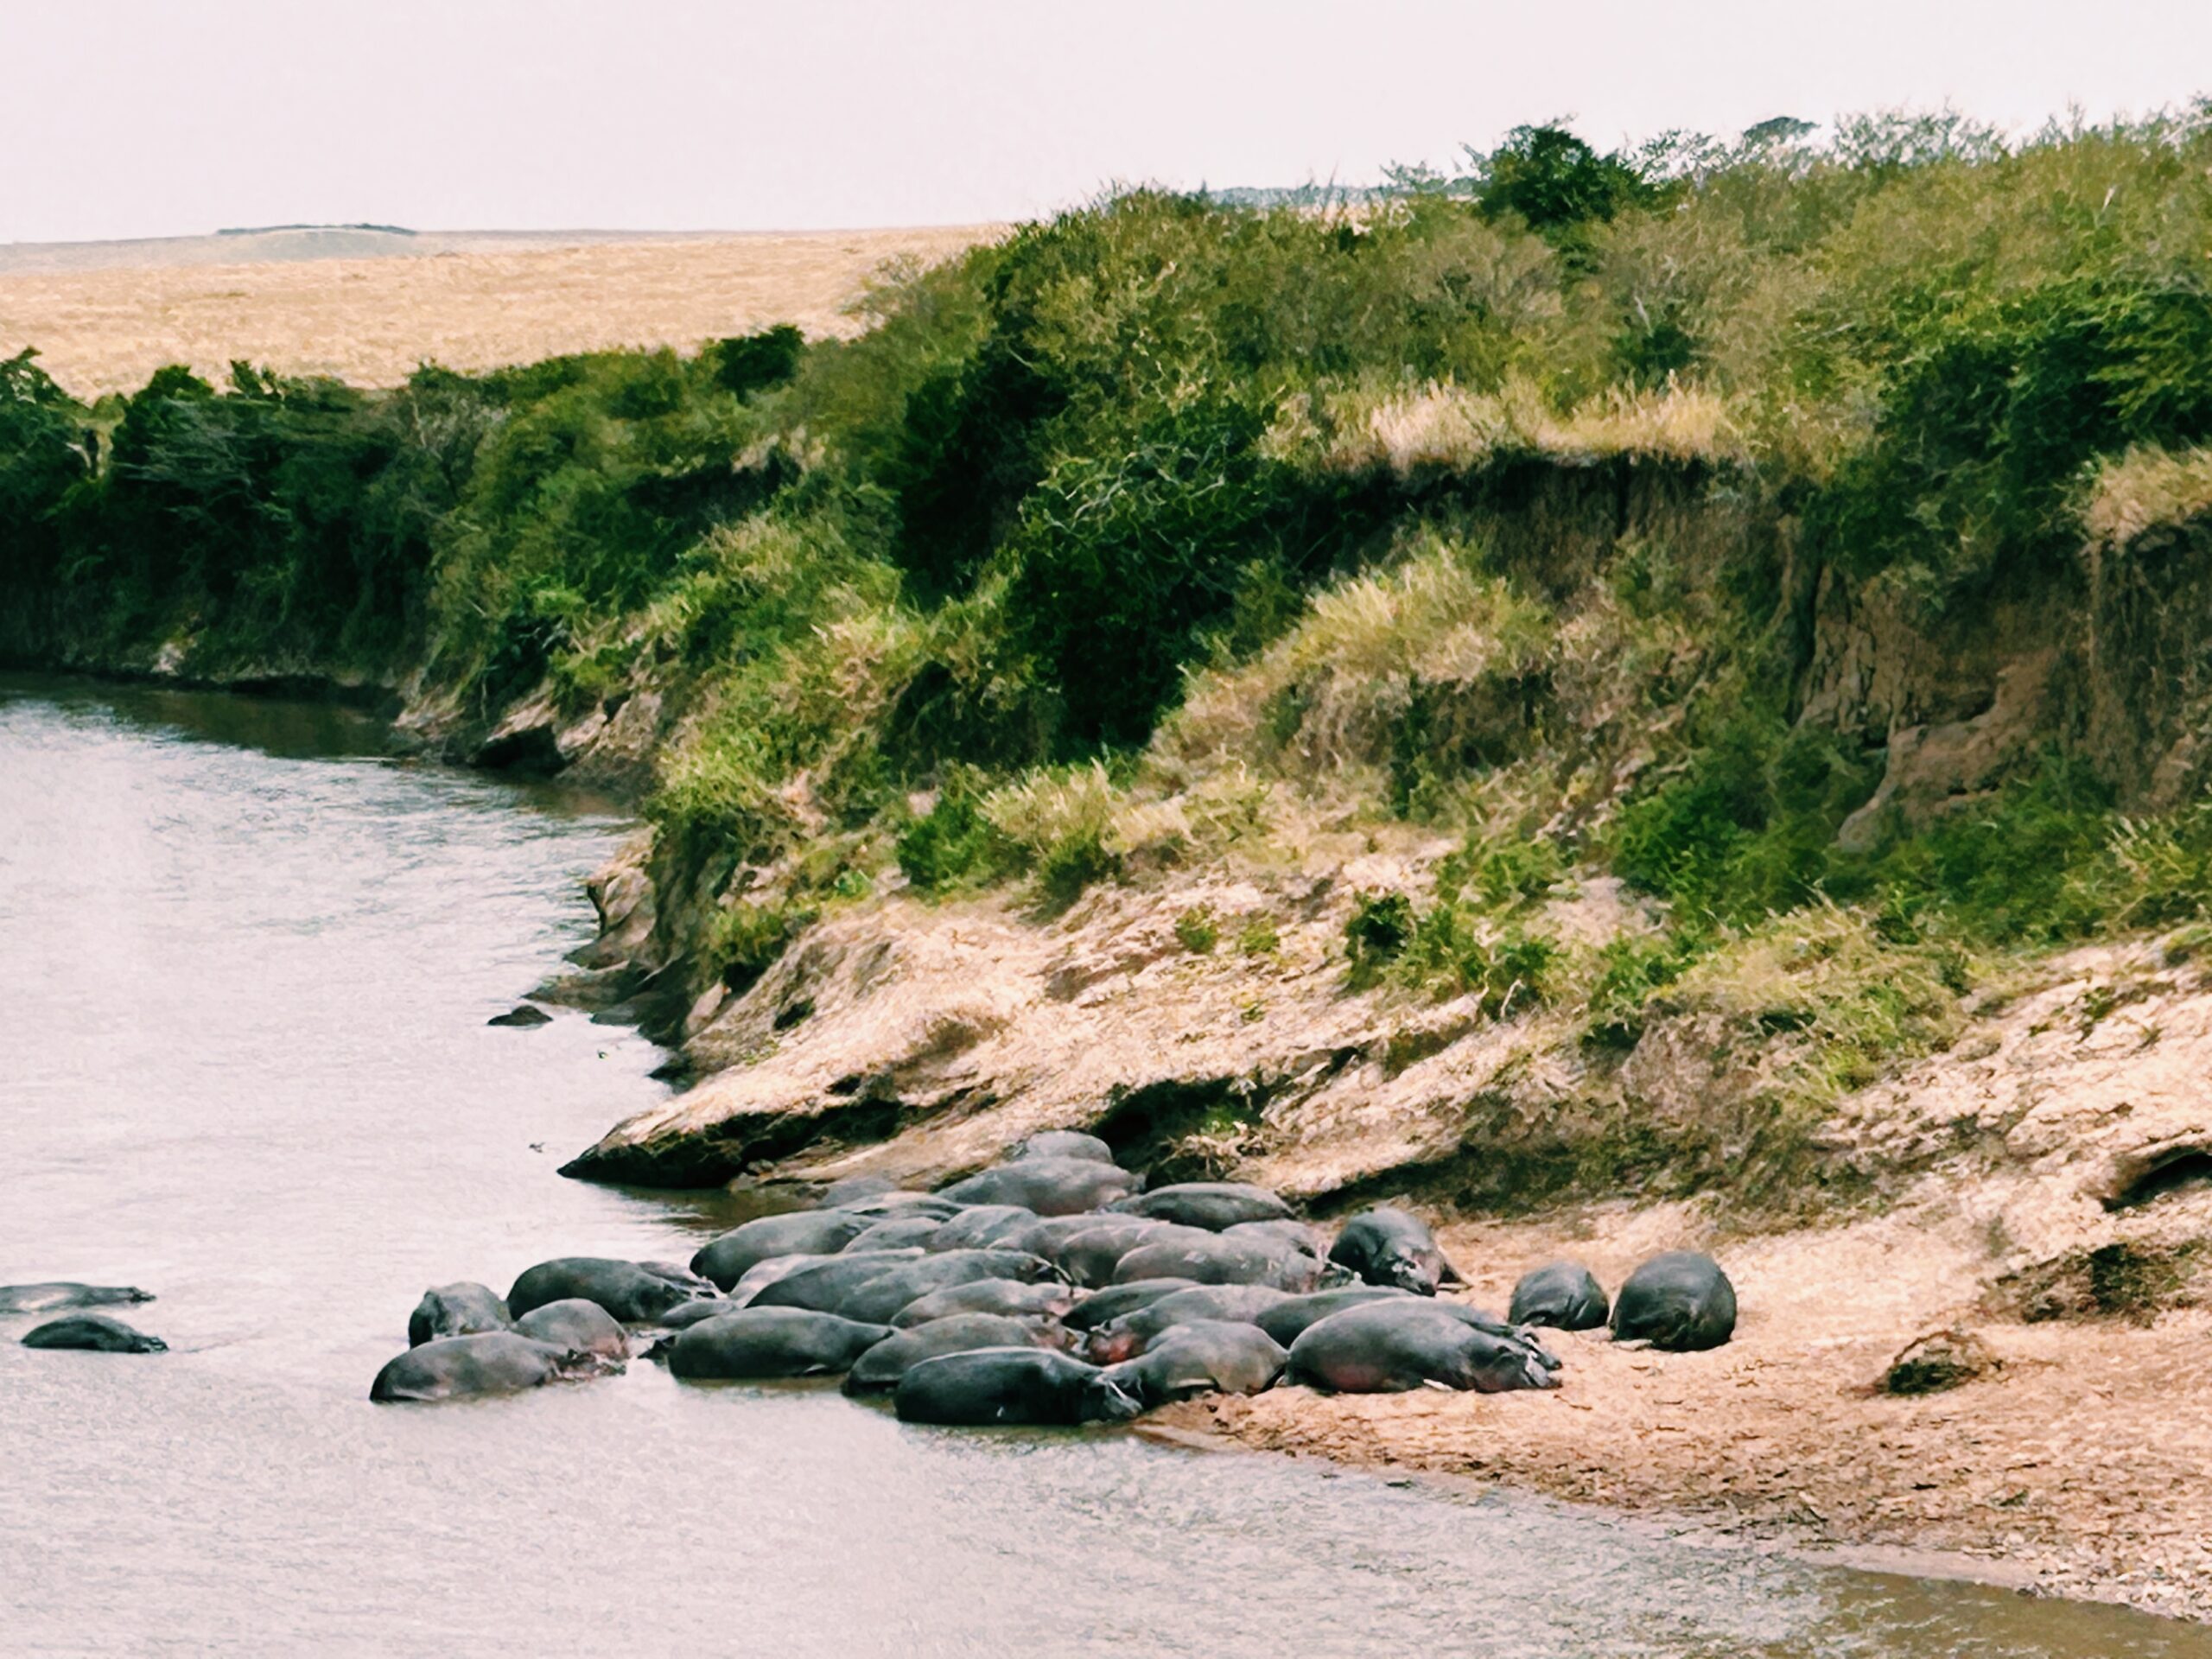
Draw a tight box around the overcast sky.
[6,0,2210,243]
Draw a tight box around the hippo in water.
[665,1308,890,1381]
[1326,1208,1463,1295]
[1109,1182,1294,1230]
[0,1282,154,1315]
[891,1280,1077,1328]
[1111,1229,1325,1293]
[654,1298,755,1332]
[507,1258,708,1324]
[512,1299,629,1362]
[408,1281,512,1346]
[1098,1319,1287,1410]
[22,1313,167,1353]
[1084,1284,1292,1363]
[1254,1286,1415,1348]
[842,1313,1065,1395]
[893,1348,1141,1427]
[370,1333,604,1402]
[1058,1279,1198,1333]
[1011,1129,1116,1164]
[1610,1252,1736,1351]
[938,1158,1140,1217]
[691,1211,874,1289]
[1287,1302,1559,1395]
[925,1205,1040,1253]
[814,1251,1065,1326]
[1508,1262,1611,1331]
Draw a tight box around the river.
[1,675,2205,1658]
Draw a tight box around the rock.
[486,1004,552,1028]
[1881,1328,2000,1395]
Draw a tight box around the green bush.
[1174,906,1220,953]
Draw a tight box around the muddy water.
[0,676,2204,1659]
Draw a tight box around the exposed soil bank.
[1158,1198,2212,1624]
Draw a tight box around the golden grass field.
[0,226,995,397]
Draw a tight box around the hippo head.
[1082,1323,1141,1366]
[1457,1331,1562,1394]
[1375,1250,1442,1296]
[634,1278,707,1321]
[1078,1370,1146,1424]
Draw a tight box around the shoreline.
[1135,1201,2212,1625]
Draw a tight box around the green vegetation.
[11,110,2212,1169]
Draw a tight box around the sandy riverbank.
[1155,1199,2212,1623]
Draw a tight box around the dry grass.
[0,226,996,396]
[2081,442,2212,546]
[1268,374,1744,478]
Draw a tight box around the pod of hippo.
[346,1152,1738,1429]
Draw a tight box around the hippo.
[1109,1182,1294,1230]
[21,1313,167,1353]
[1326,1207,1463,1295]
[891,1280,1078,1328]
[1084,1284,1292,1363]
[925,1205,1040,1253]
[1012,1129,1116,1164]
[842,1313,1064,1395]
[1099,1319,1287,1410]
[666,1308,891,1380]
[370,1332,602,1402]
[1287,1302,1559,1394]
[691,1211,874,1290]
[1255,1286,1415,1348]
[0,1282,154,1315]
[819,1175,899,1206]
[655,1298,755,1331]
[1049,1219,1175,1288]
[740,1250,929,1314]
[407,1281,512,1346]
[844,1217,946,1253]
[512,1298,629,1361]
[893,1348,1141,1427]
[1509,1262,1611,1331]
[507,1258,709,1324]
[727,1254,843,1306]
[830,1192,967,1221]
[1058,1279,1199,1333]
[817,1251,1064,1327]
[1111,1230,1324,1293]
[1611,1252,1736,1351]
[938,1158,1140,1217]
[637,1261,716,1296]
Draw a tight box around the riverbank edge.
[1132,1422,2063,1605]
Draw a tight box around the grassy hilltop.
[12,110,2212,1207]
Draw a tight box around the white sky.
[5,0,2210,243]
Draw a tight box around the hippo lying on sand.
[925,1205,1040,1253]
[666,1308,890,1381]
[828,1252,1065,1326]
[1111,1230,1324,1293]
[692,1212,875,1289]
[1255,1287,1414,1348]
[0,1282,154,1315]
[1058,1279,1198,1333]
[1287,1302,1560,1394]
[507,1258,708,1324]
[409,1281,512,1346]
[1012,1129,1115,1164]
[1610,1252,1736,1351]
[1327,1208,1462,1295]
[513,1299,629,1361]
[1508,1262,1611,1331]
[894,1348,1141,1427]
[844,1217,947,1253]
[22,1313,167,1353]
[371,1333,604,1402]
[843,1314,1063,1395]
[1099,1319,1286,1409]
[938,1158,1139,1216]
[1109,1182,1294,1230]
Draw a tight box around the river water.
[1,675,2205,1659]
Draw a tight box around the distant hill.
[0,225,768,276]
